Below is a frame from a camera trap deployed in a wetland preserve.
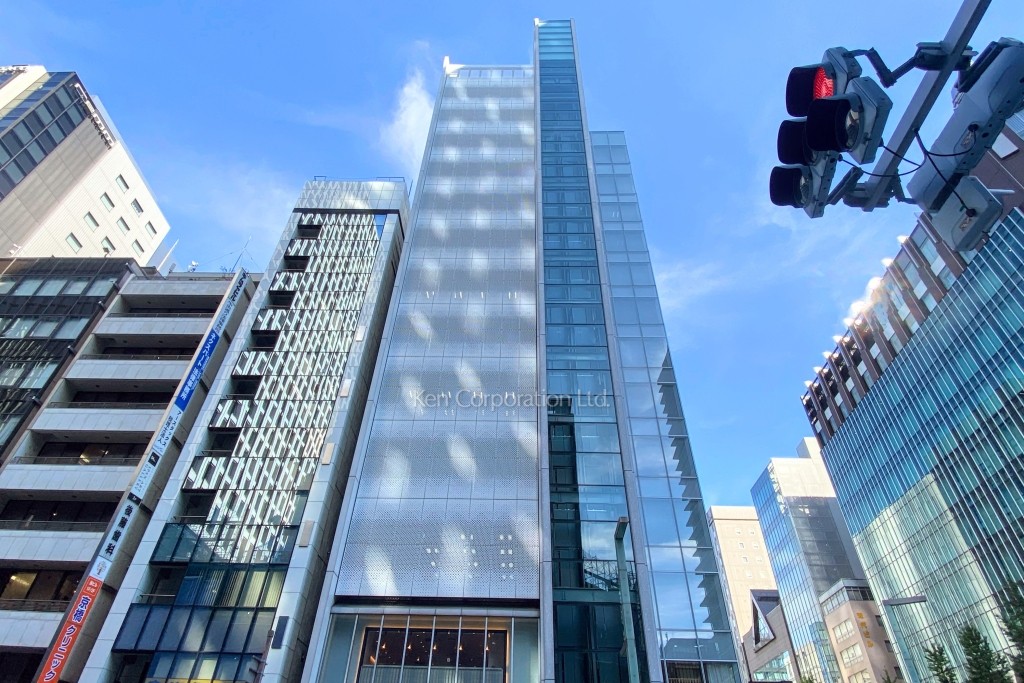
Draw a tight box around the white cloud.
[379,68,434,186]
[651,254,738,317]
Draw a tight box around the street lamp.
[614,517,641,683]
[881,595,928,682]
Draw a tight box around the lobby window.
[100,192,115,210]
[84,211,99,230]
[115,174,129,192]
[65,232,83,253]
[131,199,143,215]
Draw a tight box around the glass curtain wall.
[537,21,645,683]
[821,209,1024,678]
[591,132,738,683]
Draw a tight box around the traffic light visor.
[787,65,835,117]
[778,119,815,165]
[770,166,811,208]
[806,96,859,153]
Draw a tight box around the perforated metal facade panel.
[334,67,540,601]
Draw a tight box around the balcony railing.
[106,312,213,318]
[136,593,177,605]
[0,519,108,532]
[76,354,192,361]
[0,598,70,612]
[10,455,142,467]
[47,402,168,410]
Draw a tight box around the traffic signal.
[806,76,892,164]
[908,38,1024,250]
[770,48,892,217]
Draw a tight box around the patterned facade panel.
[333,66,541,601]
[108,185,408,683]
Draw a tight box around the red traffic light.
[787,65,835,117]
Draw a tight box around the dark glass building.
[0,257,138,456]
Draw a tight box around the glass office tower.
[302,19,737,683]
[802,206,1024,680]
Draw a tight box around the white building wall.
[0,610,63,649]
[0,530,103,564]
[17,141,170,263]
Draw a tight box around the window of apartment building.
[840,643,864,666]
[833,619,855,641]
[29,320,58,338]
[131,199,143,215]
[65,232,83,253]
[0,569,82,603]
[116,217,130,234]
[132,240,144,257]
[62,278,89,295]
[0,499,117,527]
[101,237,115,253]
[738,542,745,549]
[2,318,35,339]
[54,318,88,340]
[145,221,157,236]
[100,192,115,210]
[848,671,873,683]
[0,365,22,385]
[84,211,99,230]
[115,174,129,192]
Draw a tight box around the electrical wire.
[914,131,971,214]
[838,156,921,178]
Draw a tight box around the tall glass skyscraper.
[301,19,737,683]
[800,132,1024,679]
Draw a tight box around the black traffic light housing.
[771,49,861,217]
[771,48,892,217]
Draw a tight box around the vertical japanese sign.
[37,271,248,683]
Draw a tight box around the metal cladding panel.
[336,66,540,601]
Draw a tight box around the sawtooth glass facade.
[805,209,1024,681]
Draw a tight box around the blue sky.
[1,1,1019,507]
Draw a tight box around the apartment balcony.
[120,276,233,299]
[32,403,165,439]
[0,607,64,649]
[66,355,190,385]
[0,524,104,563]
[0,461,137,494]
[94,312,211,340]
